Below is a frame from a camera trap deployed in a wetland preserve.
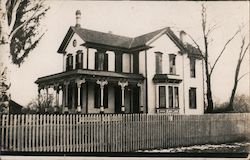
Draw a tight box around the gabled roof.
[58,26,202,58]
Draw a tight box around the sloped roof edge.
[57,26,202,58]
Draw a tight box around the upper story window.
[95,52,108,71]
[155,52,162,74]
[189,87,197,109]
[66,54,73,71]
[75,51,83,69]
[190,58,196,78]
[169,54,176,74]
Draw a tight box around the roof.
[58,26,202,58]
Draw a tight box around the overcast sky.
[9,1,249,106]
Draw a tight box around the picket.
[0,113,249,152]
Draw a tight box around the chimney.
[179,30,187,44]
[75,10,81,28]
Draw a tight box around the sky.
[9,1,249,107]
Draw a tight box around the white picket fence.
[0,113,249,152]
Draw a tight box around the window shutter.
[104,53,108,71]
[133,53,139,74]
[95,52,98,70]
[115,53,122,72]
[104,86,108,108]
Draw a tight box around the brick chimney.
[75,10,81,28]
[179,30,187,44]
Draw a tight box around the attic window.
[73,39,77,47]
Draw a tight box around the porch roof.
[35,69,144,86]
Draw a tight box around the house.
[35,10,204,114]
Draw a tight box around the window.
[189,88,197,109]
[169,54,176,74]
[76,51,83,69]
[167,86,179,109]
[190,58,196,78]
[66,54,73,71]
[155,52,162,74]
[94,84,108,108]
[168,86,173,108]
[174,87,179,108]
[95,52,108,71]
[159,86,166,108]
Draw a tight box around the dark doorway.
[132,85,140,113]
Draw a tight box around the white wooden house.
[35,10,204,114]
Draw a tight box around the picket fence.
[0,113,249,152]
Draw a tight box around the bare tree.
[186,4,240,113]
[0,0,49,112]
[26,93,56,114]
[228,37,249,111]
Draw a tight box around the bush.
[212,94,250,113]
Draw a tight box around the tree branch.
[206,23,219,37]
[185,33,204,57]
[240,42,249,62]
[8,0,21,32]
[210,29,240,75]
[237,72,249,82]
[9,5,45,40]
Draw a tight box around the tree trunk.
[228,59,241,111]
[203,35,214,113]
[0,0,11,113]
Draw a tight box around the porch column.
[45,86,49,113]
[76,79,85,113]
[137,83,144,113]
[96,80,108,114]
[118,81,128,113]
[64,82,69,113]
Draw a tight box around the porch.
[35,69,145,114]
